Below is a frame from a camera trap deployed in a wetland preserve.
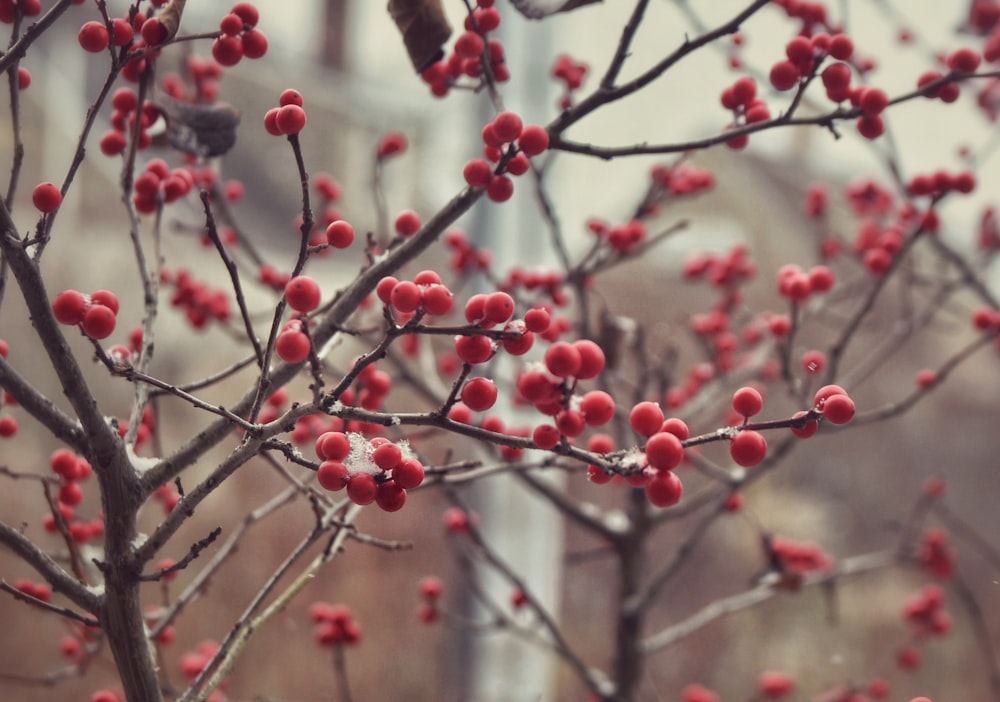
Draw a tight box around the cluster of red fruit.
[211,2,268,66]
[42,449,105,544]
[314,432,425,512]
[649,161,716,199]
[585,218,648,255]
[375,270,454,320]
[550,53,589,109]
[420,0,505,97]
[51,289,120,340]
[917,48,984,106]
[463,111,549,202]
[133,158,194,214]
[309,602,362,646]
[163,268,232,331]
[264,89,307,137]
[906,169,977,197]
[98,88,157,157]
[918,528,955,579]
[776,262,836,302]
[443,229,491,274]
[903,583,952,638]
[0,0,42,23]
[416,575,444,624]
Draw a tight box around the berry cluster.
[43,449,104,544]
[163,268,232,330]
[903,583,952,637]
[309,602,362,646]
[420,0,505,97]
[133,159,194,214]
[377,270,455,319]
[551,53,588,109]
[51,289,120,340]
[416,575,443,623]
[463,111,549,202]
[314,432,425,512]
[98,88,158,156]
[211,3,268,66]
[264,89,307,136]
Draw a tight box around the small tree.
[0,1,998,701]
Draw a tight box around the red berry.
[491,111,523,143]
[579,390,615,426]
[211,35,244,66]
[454,334,495,364]
[532,423,560,449]
[732,386,763,417]
[828,34,854,60]
[629,401,664,437]
[454,31,485,59]
[275,104,306,134]
[790,411,818,439]
[858,87,889,114]
[572,339,605,379]
[324,220,354,248]
[375,480,407,512]
[241,28,268,58]
[524,307,551,333]
[421,285,454,316]
[813,384,847,406]
[769,60,800,91]
[758,670,795,698]
[284,276,321,313]
[346,472,378,505]
[52,290,89,325]
[316,431,350,461]
[947,47,981,73]
[17,67,31,90]
[517,125,549,156]
[263,108,282,136]
[394,210,421,237]
[645,471,683,508]
[372,442,403,470]
[231,2,259,27]
[32,182,62,212]
[820,393,855,424]
[730,430,767,467]
[390,281,422,313]
[645,432,684,471]
[0,417,17,438]
[461,377,498,411]
[316,461,350,492]
[486,175,514,202]
[464,159,493,188]
[220,13,244,36]
[483,292,514,324]
[275,330,310,363]
[377,131,407,158]
[78,21,110,52]
[81,305,117,340]
[279,89,303,107]
[140,17,167,46]
[544,341,581,378]
[393,458,425,489]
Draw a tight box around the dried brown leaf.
[388,0,453,73]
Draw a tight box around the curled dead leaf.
[388,0,453,73]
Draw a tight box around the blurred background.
[1,1,998,700]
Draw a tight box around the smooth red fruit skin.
[325,220,354,248]
[492,111,523,143]
[464,159,493,188]
[316,431,350,461]
[769,60,800,91]
[82,305,117,339]
[629,401,664,438]
[393,458,424,489]
[645,432,684,471]
[212,35,244,66]
[645,471,683,508]
[90,290,120,314]
[375,480,407,512]
[376,276,398,305]
[661,417,690,440]
[346,473,377,505]
[483,292,514,324]
[790,411,818,438]
[524,307,551,332]
[263,108,282,136]
[454,334,494,364]
[284,276,321,313]
[317,461,349,491]
[821,393,855,424]
[275,330,310,363]
[78,21,110,52]
[390,280,421,313]
[486,174,514,202]
[572,339,605,379]
[275,104,306,135]
[732,386,763,417]
[52,290,89,325]
[241,28,268,58]
[231,1,260,27]
[517,125,549,156]
[419,284,452,317]
[813,384,847,406]
[220,13,244,36]
[544,341,582,378]
[730,430,767,467]
[394,210,421,236]
[278,89,303,107]
[60,482,83,509]
[580,390,615,426]
[373,442,403,470]
[32,182,62,212]
[532,423,560,449]
[461,377,498,411]
[501,323,533,355]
